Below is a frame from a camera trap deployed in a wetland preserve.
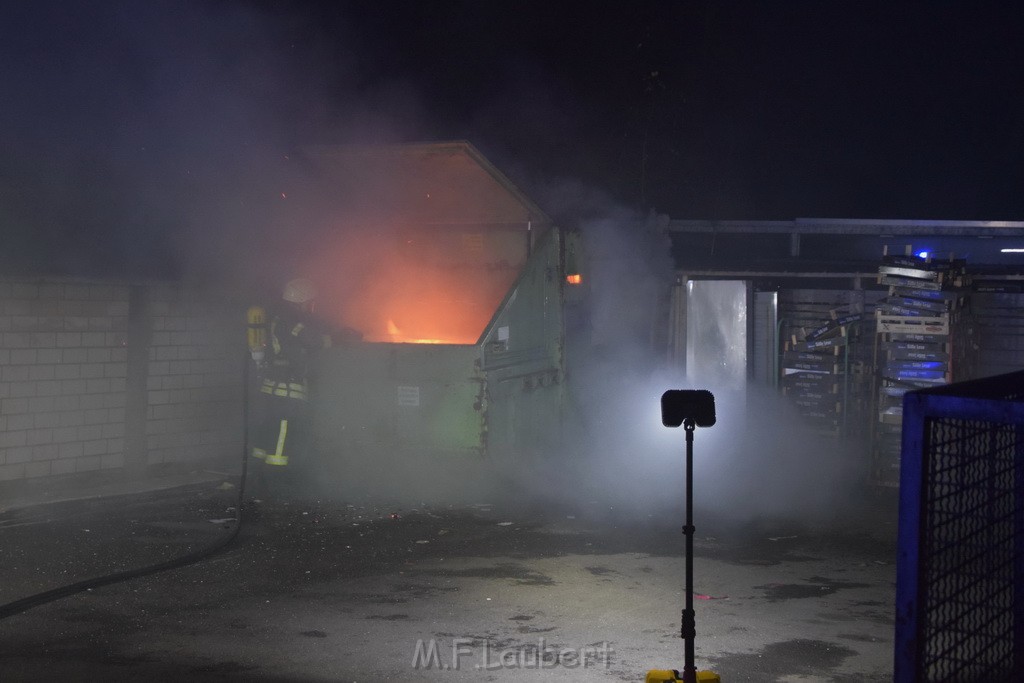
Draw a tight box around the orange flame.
[386,319,448,344]
[305,225,523,345]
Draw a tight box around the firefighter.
[249,277,337,499]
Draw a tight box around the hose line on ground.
[0,350,252,621]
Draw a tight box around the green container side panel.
[480,229,565,367]
[427,379,487,451]
[480,229,567,462]
[315,343,484,459]
[487,374,563,462]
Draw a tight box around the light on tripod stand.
[646,390,722,683]
[661,390,716,428]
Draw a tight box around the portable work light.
[646,390,722,683]
[661,390,716,428]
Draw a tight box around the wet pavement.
[0,480,897,681]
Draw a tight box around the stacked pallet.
[872,248,971,485]
[781,298,868,437]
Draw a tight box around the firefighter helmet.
[283,278,317,305]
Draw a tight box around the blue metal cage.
[895,371,1024,682]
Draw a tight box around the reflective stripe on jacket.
[260,378,308,401]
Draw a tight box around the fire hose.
[0,349,254,621]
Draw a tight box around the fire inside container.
[297,143,580,483]
[309,226,523,345]
[295,143,546,346]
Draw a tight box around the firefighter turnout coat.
[251,302,333,467]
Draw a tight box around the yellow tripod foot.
[646,670,722,683]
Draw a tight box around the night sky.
[2,1,1023,276]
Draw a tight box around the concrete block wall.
[0,278,243,484]
[144,285,243,468]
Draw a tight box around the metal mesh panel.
[920,417,1019,681]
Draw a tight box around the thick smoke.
[290,175,871,526]
[0,1,420,289]
[506,182,871,528]
[2,3,871,526]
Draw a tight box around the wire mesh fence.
[895,371,1024,682]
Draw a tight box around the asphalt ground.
[0,479,898,682]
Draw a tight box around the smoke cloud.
[488,182,871,528]
[0,1,424,288]
[2,2,870,529]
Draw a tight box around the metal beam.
[679,270,878,279]
[669,218,1024,236]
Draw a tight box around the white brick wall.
[0,280,129,482]
[144,286,243,467]
[0,278,243,483]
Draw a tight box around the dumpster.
[296,143,583,489]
